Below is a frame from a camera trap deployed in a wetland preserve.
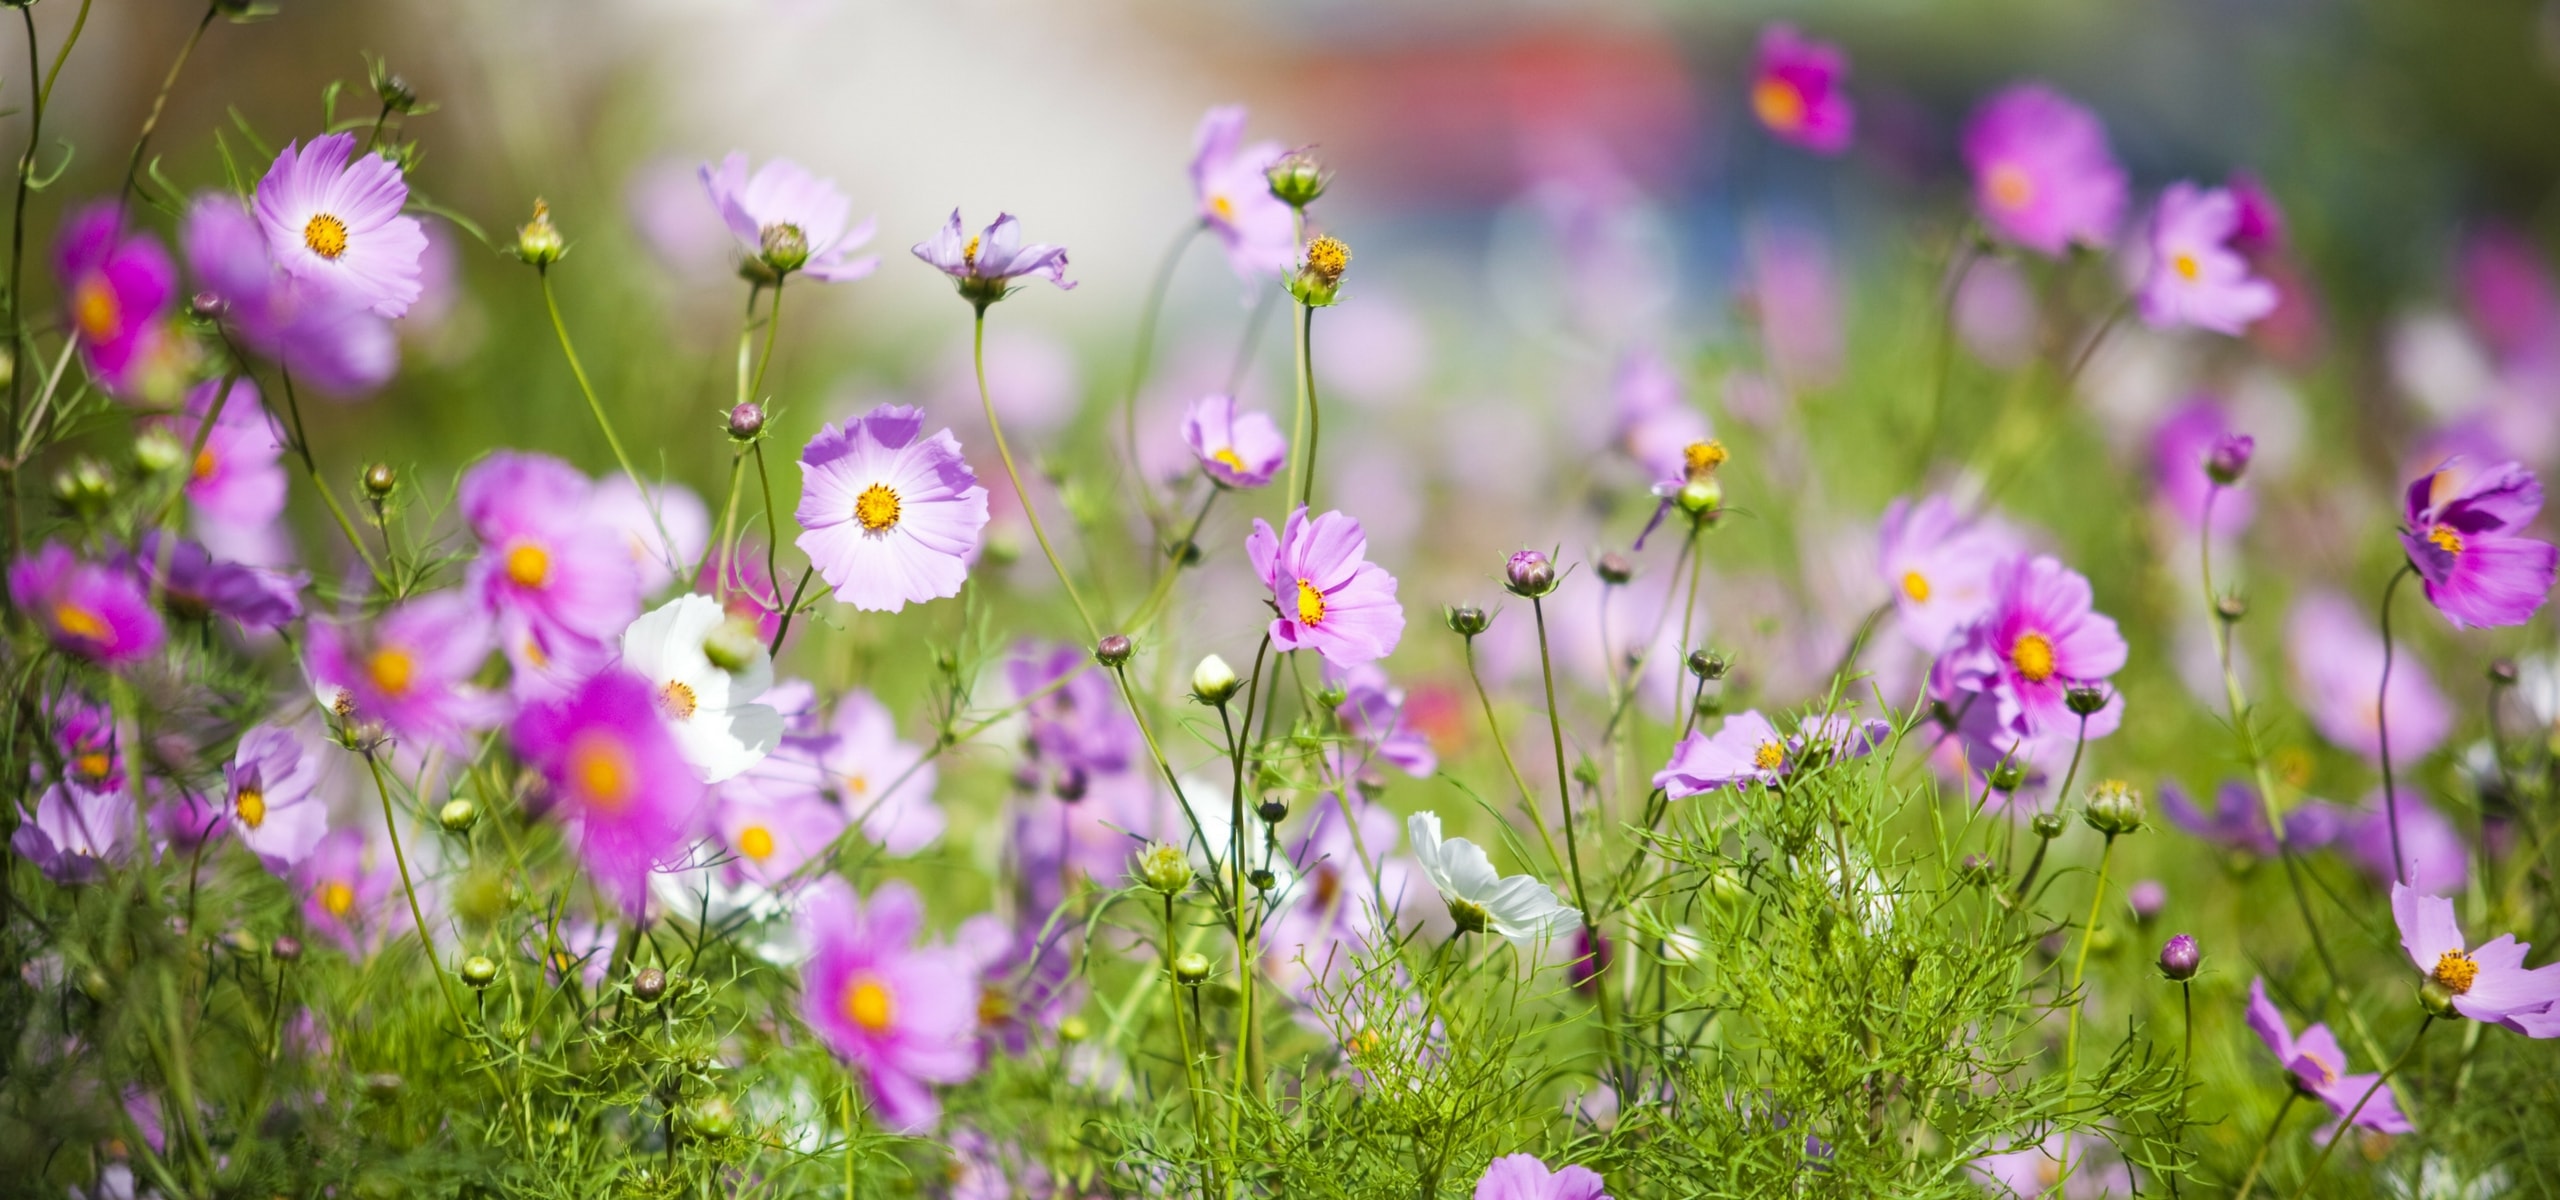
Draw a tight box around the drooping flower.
[1876,495,2024,654]
[514,669,702,913]
[252,132,427,318]
[131,533,303,631]
[1189,106,1299,278]
[795,404,990,613]
[460,451,645,667]
[1407,811,1578,941]
[2138,182,2279,335]
[912,210,1074,309]
[1938,555,2127,740]
[2284,591,2450,763]
[305,592,503,753]
[2398,458,2559,629]
[794,878,982,1131]
[181,191,396,397]
[620,594,782,784]
[223,723,328,872]
[1474,1152,1609,1200]
[294,828,401,952]
[699,152,879,282]
[53,202,177,396]
[1653,709,1791,798]
[1330,663,1436,779]
[11,783,134,883]
[1748,25,1854,155]
[711,786,845,887]
[2391,883,2560,1032]
[1962,84,2128,257]
[1247,506,1405,669]
[9,542,164,666]
[1181,393,1287,489]
[2245,977,2412,1132]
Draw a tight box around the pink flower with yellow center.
[1961,84,2127,258]
[460,452,645,675]
[1875,495,2024,655]
[1181,392,1287,489]
[1246,506,1404,669]
[53,202,177,398]
[1938,554,2125,741]
[1189,106,1300,279]
[513,669,703,914]
[2393,883,2560,1035]
[1748,24,1854,155]
[304,592,503,753]
[2398,457,2559,629]
[2137,182,2278,335]
[293,828,402,952]
[794,878,982,1132]
[795,404,989,613]
[2245,977,2411,1131]
[1654,709,1792,798]
[8,542,164,667]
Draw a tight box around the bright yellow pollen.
[2011,632,2057,683]
[1752,741,1786,771]
[1901,570,1932,603]
[50,602,109,643]
[855,483,902,532]
[1212,447,1247,472]
[2428,525,2465,555]
[192,448,217,481]
[660,680,698,721]
[2433,948,2479,995]
[1752,78,1806,131]
[1987,163,2036,211]
[843,975,895,1031]
[319,880,355,917]
[1295,578,1327,626]
[569,736,635,811]
[1211,195,1237,222]
[303,213,350,260]
[74,752,111,781]
[737,824,775,862]
[234,788,267,829]
[961,235,981,268]
[505,542,551,589]
[1305,235,1350,285]
[1683,440,1728,478]
[367,647,415,697]
[2171,252,2201,282]
[73,277,120,341]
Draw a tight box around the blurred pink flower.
[2284,590,2449,763]
[1962,84,2126,257]
[1749,25,1854,154]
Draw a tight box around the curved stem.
[271,365,388,591]
[2286,1018,2432,1200]
[2230,1091,2299,1200]
[5,0,94,555]
[118,4,217,212]
[2375,563,2416,885]
[752,439,785,618]
[365,749,469,1037]
[1463,639,1567,879]
[973,313,1099,640]
[1123,222,1200,529]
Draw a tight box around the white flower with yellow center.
[620,594,782,783]
[1406,811,1579,942]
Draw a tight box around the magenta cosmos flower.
[912,210,1074,309]
[164,378,287,549]
[1749,25,1854,155]
[2138,182,2278,335]
[54,202,176,395]
[224,723,329,873]
[306,591,502,753]
[711,786,845,887]
[1474,1153,1608,1200]
[2284,592,2449,763]
[254,133,426,318]
[460,451,644,671]
[132,533,301,631]
[182,192,396,397]
[1654,710,1790,798]
[2399,458,2559,628]
[796,404,989,612]
[295,828,402,952]
[1876,495,2025,654]
[794,877,982,1132]
[2246,977,2412,1132]
[514,669,703,914]
[699,152,878,282]
[9,542,163,666]
[1942,555,2126,739]
[1962,84,2128,257]
[2392,883,2560,1033]
[1190,106,1299,278]
[1247,507,1405,669]
[1182,393,1287,489]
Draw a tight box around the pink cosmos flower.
[9,542,164,666]
[182,192,396,397]
[1247,507,1405,669]
[305,592,504,753]
[1962,84,2128,257]
[1749,25,1854,155]
[1009,639,1136,783]
[1654,709,1790,798]
[2157,781,2339,860]
[2284,591,2449,763]
[11,783,133,883]
[224,723,328,873]
[1939,555,2126,740]
[1182,393,1288,489]
[815,691,943,855]
[794,877,982,1132]
[1330,663,1436,779]
[2226,171,2286,259]
[295,828,401,952]
[514,669,703,914]
[587,476,710,597]
[796,404,990,613]
[162,378,287,550]
[52,696,122,793]
[461,451,644,668]
[1265,796,1412,999]
[2392,884,2560,1033]
[912,211,1074,308]
[1190,106,1299,278]
[1474,1153,1608,1200]
[2399,457,2559,629]
[132,533,302,632]
[711,786,845,887]
[2138,182,2278,335]
[699,152,879,282]
[2245,977,2412,1132]
[1876,495,2024,654]
[253,132,427,318]
[53,202,176,396]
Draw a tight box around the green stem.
[2285,1018,2432,1200]
[2060,834,2117,1098]
[753,439,785,616]
[364,749,470,1038]
[272,365,389,591]
[118,4,217,211]
[750,277,786,403]
[2375,563,2416,885]
[2229,1091,2298,1200]
[1462,638,1569,880]
[1123,486,1218,633]
[1529,596,1593,921]
[1285,299,1314,511]
[973,313,1099,640]
[5,0,93,556]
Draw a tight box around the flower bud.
[2081,779,2146,837]
[272,935,303,962]
[53,457,114,509]
[1255,796,1289,825]
[1287,235,1350,307]
[515,199,565,267]
[1988,760,2028,793]
[2157,933,2200,981]
[1173,951,1212,985]
[632,966,668,1003]
[2204,433,2255,486]
[2215,593,2247,623]
[1686,649,1728,680]
[1058,1014,1091,1042]
[2420,978,2461,1019]
[437,797,479,833]
[2064,685,2111,717]
[1265,150,1329,209]
[684,1096,737,1137]
[1191,654,1240,705]
[2490,658,2521,686]
[189,291,226,320]
[461,955,498,988]
[1247,868,1276,892]
[2030,811,2067,840]
[702,616,765,674]
[1676,477,1723,516]
[1133,841,1192,896]
[132,427,185,475]
[759,222,811,275]
[725,402,766,443]
[1957,854,2001,887]
[376,71,419,115]
[362,462,396,499]
[1504,549,1557,598]
[1445,604,1492,638]
[1095,634,1133,668]
[1595,552,1633,586]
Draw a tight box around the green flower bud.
[437,797,479,833]
[1133,841,1193,897]
[2081,779,2146,837]
[702,616,765,674]
[2419,978,2461,1019]
[133,427,185,475]
[515,200,565,267]
[362,462,396,499]
[1173,952,1212,985]
[2030,812,2068,840]
[461,955,498,988]
[1265,151,1329,209]
[1191,654,1240,706]
[1445,604,1492,638]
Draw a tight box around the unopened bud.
[1595,552,1633,585]
[632,966,668,1003]
[1686,649,1728,680]
[377,72,418,115]
[726,402,765,442]
[461,955,498,988]
[1095,634,1132,668]
[2204,433,2255,486]
[1134,841,1192,896]
[1255,796,1289,824]
[2082,779,2146,837]
[437,797,479,833]
[1504,549,1557,598]
[271,935,303,962]
[1058,1014,1090,1042]
[2490,659,2520,686]
[702,616,764,674]
[1445,604,1492,638]
[1988,761,2028,793]
[2064,685,2111,717]
[1265,150,1329,209]
[2030,812,2067,840]
[1957,854,2001,887]
[1191,654,1240,705]
[133,427,185,475]
[1172,951,1212,985]
[53,457,114,508]
[1247,868,1276,892]
[759,222,811,275]
[362,463,396,499]
[2157,933,2200,981]
[2215,593,2248,623]
[515,200,565,267]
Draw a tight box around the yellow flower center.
[73,752,111,782]
[1212,447,1247,472]
[1304,235,1350,285]
[1211,194,1237,222]
[73,277,120,341]
[855,483,902,532]
[1752,740,1786,771]
[50,602,109,643]
[961,235,981,269]
[569,734,636,812]
[845,773,870,798]
[737,824,775,862]
[659,680,698,721]
[1987,163,2036,211]
[2432,948,2478,995]
[2428,525,2465,555]
[843,974,895,1032]
[504,542,551,589]
[234,787,267,829]
[320,880,355,917]
[303,213,350,260]
[367,647,415,697]
[2011,632,2057,683]
[1752,77,1806,131]
[1295,578,1326,626]
[2171,252,2201,282]
[192,448,217,481]
[1900,570,1931,603]
[1683,439,1728,479]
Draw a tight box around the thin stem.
[841,1082,856,1197]
[1462,638,1569,879]
[1123,222,1200,529]
[1285,298,1313,511]
[364,749,470,1037]
[749,277,786,403]
[270,365,388,590]
[2056,833,2118,1185]
[1163,891,1207,1147]
[2285,1017,2432,1200]
[1295,304,1320,511]
[1123,485,1218,633]
[1529,596,1592,921]
[2375,563,2416,885]
[2229,1091,2298,1200]
[972,314,1099,640]
[752,439,785,617]
[1217,700,1252,1155]
[118,4,218,211]
[6,0,93,555]
[767,564,815,656]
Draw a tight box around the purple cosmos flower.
[1182,393,1288,489]
[253,132,427,318]
[1962,84,2128,257]
[2284,592,2450,763]
[794,877,982,1132]
[9,542,164,666]
[711,786,845,887]
[461,451,645,668]
[162,378,288,550]
[1939,555,2127,740]
[1009,639,1136,784]
[305,592,503,753]
[2158,781,2339,859]
[1247,506,1405,669]
[223,723,328,872]
[12,783,134,883]
[1749,25,1853,155]
[1654,710,1791,798]
[816,691,944,854]
[2139,182,2279,335]
[1474,1153,1608,1200]
[1331,663,1436,779]
[2392,883,2560,1031]
[131,533,302,631]
[514,669,702,915]
[54,202,176,395]
[154,779,229,856]
[795,404,990,613]
[1968,1135,2133,1198]
[295,828,400,952]
[2399,458,2559,629]
[52,695,122,793]
[1190,106,1299,278]
[2151,398,2252,536]
[2344,792,2467,895]
[955,908,1081,1058]
[2245,977,2412,1132]
[912,210,1074,308]
[1876,495,2024,654]
[699,152,878,282]
[182,192,396,397]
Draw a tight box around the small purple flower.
[2246,977,2412,1131]
[2284,592,2450,763]
[461,451,645,665]
[2343,791,2467,895]
[2392,883,2560,1032]
[1190,106,1299,278]
[1247,507,1405,669]
[162,378,287,547]
[182,192,396,397]
[295,828,400,952]
[131,533,303,631]
[795,404,990,613]
[912,210,1074,308]
[1962,84,2128,257]
[224,723,328,872]
[52,695,121,793]
[1181,393,1287,489]
[2139,182,2279,335]
[513,669,703,915]
[11,783,133,883]
[1008,640,1137,781]
[9,542,164,666]
[2150,399,2252,536]
[2128,879,2167,920]
[2399,457,2560,629]
[1654,709,1791,798]
[1473,1153,1608,1200]
[1939,555,2127,741]
[305,592,504,753]
[794,877,982,1132]
[2158,780,2338,859]
[54,202,176,396]
[711,786,845,887]
[1330,663,1436,779]
[253,132,427,318]
[699,152,878,282]
[1876,495,2023,654]
[1749,25,1854,155]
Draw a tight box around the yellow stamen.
[737,824,775,862]
[1987,163,2035,211]
[569,735,636,812]
[1211,195,1237,222]
[2433,948,2478,995]
[192,448,216,481]
[234,788,266,829]
[73,277,119,341]
[2428,525,2465,555]
[1683,439,1728,479]
[1752,741,1786,771]
[319,880,355,917]
[845,773,870,798]
[1304,235,1350,286]
[303,213,350,260]
[1900,570,1931,603]
[843,975,895,1032]
[2011,632,2056,683]
[2171,252,2200,282]
[659,680,698,721]
[962,235,981,269]
[50,603,109,643]
[855,483,901,532]
[367,647,415,697]
[1752,78,1806,131]
[1295,578,1326,627]
[73,752,111,782]
[505,542,551,589]
[1212,448,1247,472]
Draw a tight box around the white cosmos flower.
[621,594,783,783]
[1406,811,1579,941]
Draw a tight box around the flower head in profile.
[1182,393,1287,489]
[132,533,302,632]
[306,592,503,753]
[11,783,133,883]
[1653,709,1791,798]
[1876,495,2023,654]
[794,878,982,1132]
[1190,106,1299,278]
[1962,84,2127,257]
[513,669,702,914]
[1474,1152,1609,1200]
[182,192,396,397]
[796,404,989,612]
[621,594,783,784]
[1407,811,1578,941]
[699,152,878,282]
[912,210,1074,310]
[253,132,427,318]
[2399,458,2559,629]
[2245,977,2412,1131]
[2139,182,2279,335]
[224,723,328,873]
[1247,507,1405,669]
[461,452,645,664]
[1749,25,1853,155]
[54,202,177,396]
[1939,555,2126,740]
[2392,883,2560,1033]
[9,543,163,666]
